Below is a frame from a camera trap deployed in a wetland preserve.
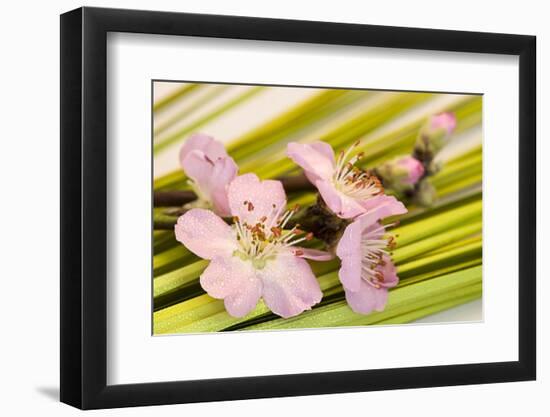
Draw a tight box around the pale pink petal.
[260,254,323,318]
[315,180,366,219]
[291,247,334,261]
[224,281,263,318]
[358,195,407,224]
[174,209,237,260]
[338,195,370,219]
[316,180,366,219]
[181,150,215,191]
[199,256,262,318]
[376,255,399,289]
[315,180,341,215]
[345,281,389,314]
[209,157,238,216]
[228,173,286,225]
[199,256,252,298]
[287,142,335,183]
[336,220,363,292]
[179,133,227,166]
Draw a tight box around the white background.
[108,34,514,384]
[0,0,546,415]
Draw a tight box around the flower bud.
[377,156,425,192]
[414,112,457,159]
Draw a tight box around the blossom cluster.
[173,112,455,319]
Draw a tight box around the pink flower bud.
[415,112,457,156]
[430,112,457,135]
[396,156,425,185]
[377,155,425,192]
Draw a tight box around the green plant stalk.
[154,86,264,154]
[437,176,482,196]
[445,144,482,166]
[399,183,481,224]
[153,91,441,189]
[153,83,200,112]
[152,154,482,233]
[152,204,481,300]
[228,90,353,160]
[154,85,230,137]
[153,245,197,276]
[154,260,209,298]
[260,95,480,180]
[153,92,480,191]
[394,200,481,247]
[150,87,480,332]
[254,93,436,179]
[361,287,481,325]
[392,221,481,264]
[426,234,481,257]
[152,231,481,310]
[398,258,481,287]
[154,241,482,333]
[435,152,482,180]
[236,92,429,169]
[224,260,482,331]
[154,268,342,334]
[398,239,480,277]
[152,192,481,275]
[241,266,481,331]
[432,164,481,190]
[359,97,482,168]
[235,93,369,169]
[153,230,176,254]
[345,283,481,327]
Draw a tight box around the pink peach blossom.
[287,141,387,219]
[175,173,332,319]
[336,197,407,314]
[179,133,237,216]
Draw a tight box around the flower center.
[360,224,396,288]
[232,203,313,269]
[333,141,384,200]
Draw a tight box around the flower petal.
[209,156,238,216]
[181,150,215,192]
[292,247,334,261]
[358,194,408,225]
[179,133,228,166]
[224,281,263,318]
[199,256,251,298]
[315,180,341,215]
[316,180,366,219]
[260,254,323,318]
[174,208,236,260]
[336,220,363,292]
[287,141,335,183]
[376,255,399,289]
[199,256,262,318]
[345,280,389,314]
[228,173,286,225]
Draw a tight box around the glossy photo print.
[152,81,482,335]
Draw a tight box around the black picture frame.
[60,6,536,410]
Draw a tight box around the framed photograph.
[60,6,536,409]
